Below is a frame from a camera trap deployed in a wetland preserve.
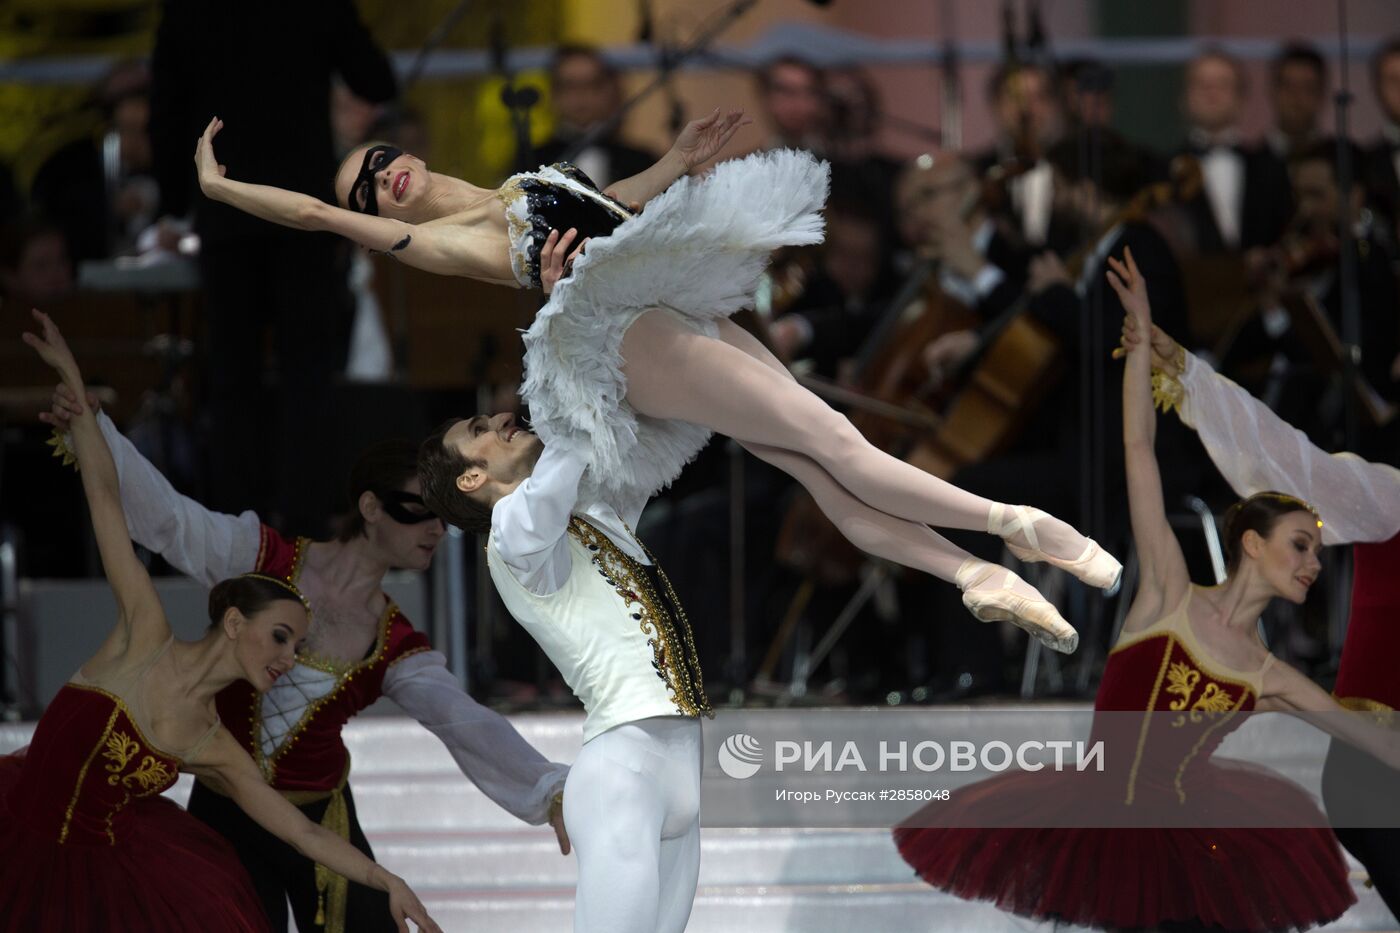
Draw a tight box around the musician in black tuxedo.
[1224,139,1400,463]
[767,198,895,379]
[970,63,1079,255]
[1266,42,1328,163]
[1177,49,1293,254]
[149,0,397,533]
[533,45,658,189]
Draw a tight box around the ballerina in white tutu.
[194,113,1117,650]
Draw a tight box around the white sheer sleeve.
[382,650,569,824]
[94,412,263,585]
[1176,352,1400,545]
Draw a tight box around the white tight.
[619,311,1085,585]
[564,716,703,933]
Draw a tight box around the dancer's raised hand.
[1105,247,1150,328]
[22,310,84,398]
[194,117,228,195]
[1113,318,1184,375]
[539,227,589,295]
[39,382,100,432]
[673,108,753,170]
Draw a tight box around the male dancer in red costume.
[1121,315,1400,921]
[46,392,569,933]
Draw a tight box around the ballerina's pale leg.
[740,439,1077,650]
[619,312,1116,588]
[618,313,1077,647]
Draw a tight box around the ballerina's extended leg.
[620,312,1121,591]
[743,440,1078,652]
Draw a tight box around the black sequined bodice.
[499,163,634,288]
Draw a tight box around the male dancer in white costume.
[419,408,708,933]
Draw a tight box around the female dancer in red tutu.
[190,116,1122,652]
[0,310,440,933]
[893,251,1400,932]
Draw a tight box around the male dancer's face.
[444,412,545,499]
[363,476,447,573]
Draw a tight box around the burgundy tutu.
[894,760,1354,931]
[0,685,271,933]
[895,612,1356,932]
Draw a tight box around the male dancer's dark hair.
[418,419,492,534]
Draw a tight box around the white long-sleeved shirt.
[1176,352,1400,546]
[490,441,650,596]
[94,413,567,823]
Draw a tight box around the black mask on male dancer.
[347,144,404,215]
[374,489,439,525]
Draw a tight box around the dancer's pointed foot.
[956,558,1079,654]
[989,503,1123,591]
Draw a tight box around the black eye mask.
[348,144,404,215]
[376,489,438,525]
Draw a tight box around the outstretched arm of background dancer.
[1118,318,1400,546]
[190,728,443,933]
[45,385,261,586]
[383,652,571,853]
[1109,250,1190,623]
[24,310,172,657]
[194,119,512,283]
[603,108,751,209]
[1257,660,1400,771]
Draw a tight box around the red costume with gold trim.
[1334,533,1400,714]
[895,591,1355,931]
[216,524,430,792]
[0,685,269,932]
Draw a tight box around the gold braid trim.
[568,517,713,720]
[1334,694,1395,725]
[47,428,79,471]
[313,787,351,931]
[1149,344,1189,414]
[199,761,353,931]
[238,572,311,611]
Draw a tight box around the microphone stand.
[562,0,760,163]
[489,13,541,174]
[402,0,476,91]
[939,0,962,152]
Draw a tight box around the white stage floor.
[3,709,1395,933]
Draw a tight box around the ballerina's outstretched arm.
[602,108,751,209]
[188,728,443,933]
[1255,659,1400,772]
[24,310,173,663]
[1106,248,1192,633]
[194,118,515,284]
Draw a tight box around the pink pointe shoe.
[956,559,1080,654]
[989,504,1123,591]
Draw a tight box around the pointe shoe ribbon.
[989,504,1123,591]
[956,559,1080,654]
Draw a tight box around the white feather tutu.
[519,148,830,511]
